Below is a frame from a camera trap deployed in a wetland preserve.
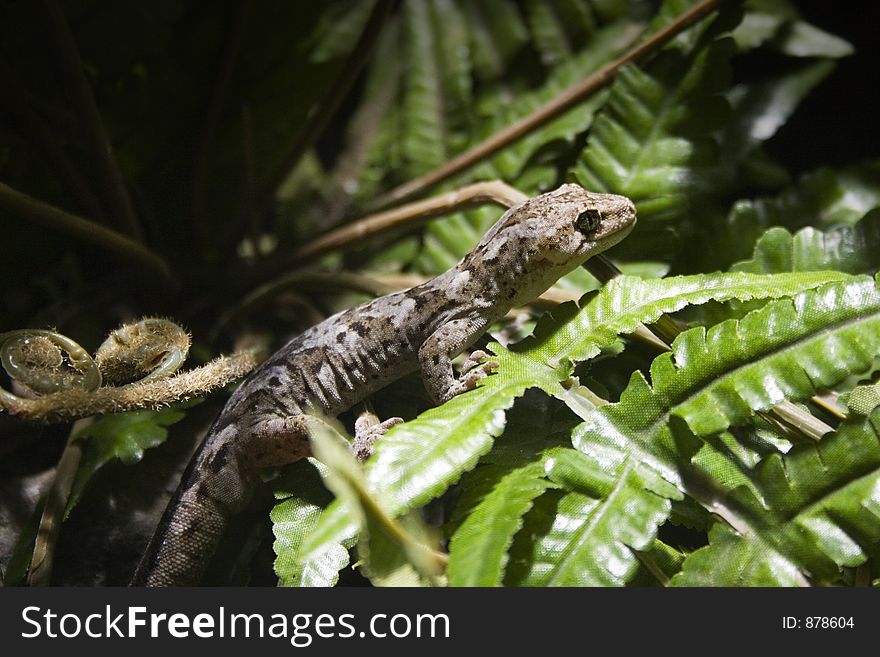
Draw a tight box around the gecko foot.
[353,414,404,461]
[442,354,500,401]
[460,350,499,383]
[461,349,494,374]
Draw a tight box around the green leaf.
[672,410,880,585]
[544,446,618,497]
[511,271,850,370]
[286,272,843,578]
[290,271,843,585]
[773,20,854,58]
[713,162,880,268]
[541,277,880,586]
[504,462,671,586]
[460,0,528,80]
[447,460,551,586]
[628,538,688,585]
[288,325,560,581]
[444,388,574,525]
[367,370,536,515]
[2,498,45,586]
[572,4,737,258]
[715,60,836,186]
[290,517,357,588]
[523,0,596,66]
[308,422,442,585]
[271,459,335,587]
[68,408,185,516]
[482,18,640,184]
[284,370,528,586]
[673,522,808,586]
[731,0,797,51]
[442,390,576,584]
[732,209,880,275]
[845,380,880,417]
[664,278,880,436]
[309,0,377,63]
[690,425,791,504]
[410,18,642,275]
[731,0,853,59]
[401,0,471,173]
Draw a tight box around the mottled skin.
[131,184,636,586]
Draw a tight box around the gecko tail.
[130,423,253,586]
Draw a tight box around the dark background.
[767,2,880,172]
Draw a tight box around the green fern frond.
[509,271,849,371]
[447,459,552,586]
[538,277,880,586]
[271,460,339,587]
[572,1,737,258]
[732,209,880,275]
[504,457,673,586]
[710,162,880,269]
[673,409,880,585]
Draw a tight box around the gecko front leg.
[353,409,404,460]
[245,415,316,468]
[459,349,499,376]
[418,316,498,405]
[256,411,402,464]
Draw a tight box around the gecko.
[131,183,637,586]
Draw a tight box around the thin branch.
[0,180,173,283]
[768,399,834,442]
[372,0,723,208]
[29,418,91,586]
[272,180,527,275]
[192,0,251,244]
[810,389,847,421]
[37,0,142,241]
[258,0,396,210]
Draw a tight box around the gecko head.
[501,183,637,267]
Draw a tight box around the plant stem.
[28,418,91,586]
[770,400,834,442]
[285,180,527,271]
[810,390,847,420]
[372,0,722,209]
[37,0,143,241]
[1,350,258,423]
[633,549,670,586]
[0,180,173,283]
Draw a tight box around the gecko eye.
[576,208,602,233]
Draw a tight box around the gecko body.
[131,184,636,585]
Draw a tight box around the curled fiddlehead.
[0,330,101,404]
[94,317,191,385]
[0,318,258,423]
